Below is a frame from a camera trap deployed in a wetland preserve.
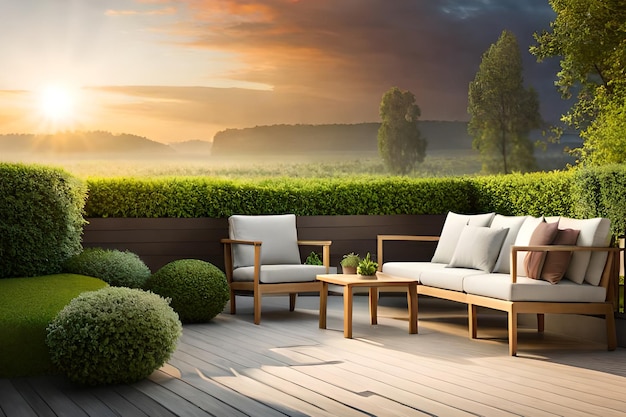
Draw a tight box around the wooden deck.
[3,294,626,416]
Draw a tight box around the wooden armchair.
[221,214,331,324]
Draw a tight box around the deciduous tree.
[530,0,626,165]
[468,30,542,174]
[377,87,426,175]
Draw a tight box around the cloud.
[105,6,177,16]
[155,0,562,121]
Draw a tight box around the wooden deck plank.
[4,294,626,417]
[0,380,36,417]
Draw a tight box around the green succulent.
[357,252,378,276]
[340,253,360,268]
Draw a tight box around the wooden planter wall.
[82,215,447,272]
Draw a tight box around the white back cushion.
[513,216,544,276]
[446,226,509,272]
[557,217,611,285]
[490,215,528,273]
[431,212,495,264]
[229,214,302,268]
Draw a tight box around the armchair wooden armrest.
[377,235,440,270]
[298,240,332,273]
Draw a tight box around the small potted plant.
[356,252,378,279]
[340,252,360,274]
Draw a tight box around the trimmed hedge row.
[83,172,577,219]
[84,166,626,237]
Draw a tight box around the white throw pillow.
[229,214,302,268]
[446,225,509,272]
[431,212,495,264]
[557,217,611,285]
[490,215,528,274]
[513,216,544,276]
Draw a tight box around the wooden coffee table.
[316,273,418,338]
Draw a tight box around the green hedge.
[0,163,87,278]
[83,166,626,237]
[84,176,476,217]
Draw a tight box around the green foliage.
[378,87,427,175]
[578,95,626,166]
[0,274,107,377]
[64,248,151,289]
[85,176,475,217]
[304,252,323,265]
[357,253,378,276]
[531,0,626,163]
[145,259,229,323]
[571,165,626,238]
[340,253,360,268]
[0,163,87,278]
[472,171,576,217]
[468,30,541,174]
[46,287,182,386]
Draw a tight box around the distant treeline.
[0,131,173,156]
[211,121,474,155]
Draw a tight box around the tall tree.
[468,30,542,174]
[377,87,426,175]
[530,0,626,166]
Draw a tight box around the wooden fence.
[82,214,447,272]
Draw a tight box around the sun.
[38,84,76,123]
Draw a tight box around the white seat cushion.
[419,267,484,292]
[463,273,606,302]
[232,264,327,283]
[229,214,302,268]
[431,212,495,264]
[382,262,447,283]
[557,217,611,285]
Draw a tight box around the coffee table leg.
[369,287,378,325]
[319,282,328,329]
[344,284,353,338]
[408,282,418,334]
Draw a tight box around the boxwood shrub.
[64,247,151,288]
[83,167,626,237]
[145,259,229,323]
[0,163,86,278]
[46,287,182,385]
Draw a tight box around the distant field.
[2,150,484,178]
[1,144,574,178]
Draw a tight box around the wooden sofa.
[377,212,621,356]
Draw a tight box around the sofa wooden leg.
[537,313,545,333]
[468,304,478,339]
[508,311,518,356]
[289,293,297,311]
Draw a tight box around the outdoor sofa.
[378,212,620,355]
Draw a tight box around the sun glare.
[38,84,76,123]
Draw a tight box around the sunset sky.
[0,0,563,143]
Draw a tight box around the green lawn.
[0,274,107,377]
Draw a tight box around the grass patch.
[0,274,107,377]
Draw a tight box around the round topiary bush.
[63,247,151,288]
[145,259,229,323]
[46,287,182,386]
